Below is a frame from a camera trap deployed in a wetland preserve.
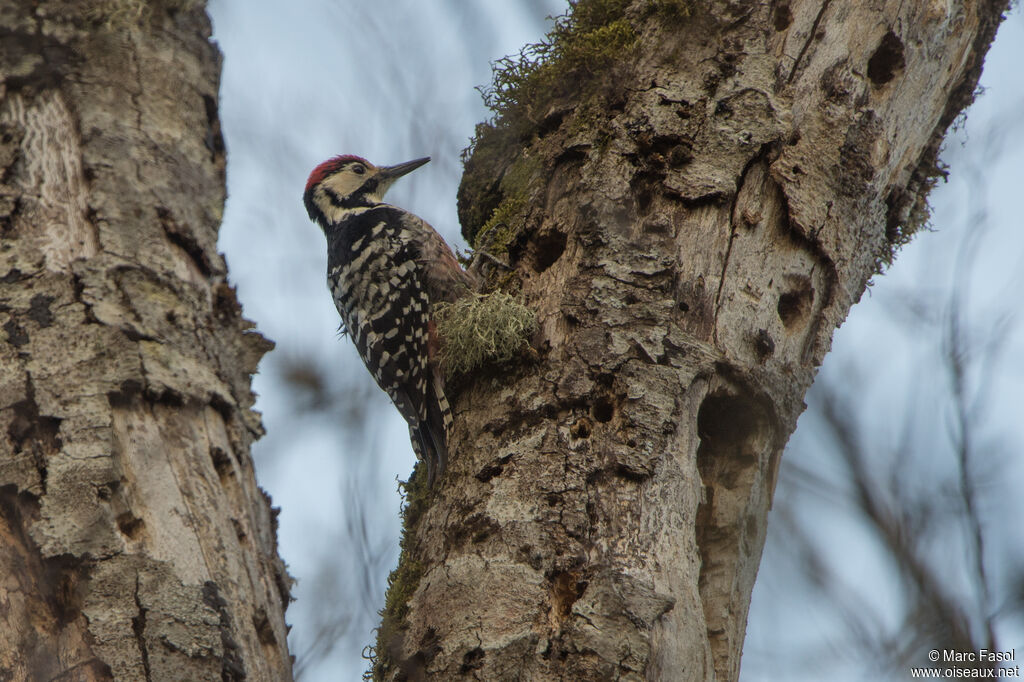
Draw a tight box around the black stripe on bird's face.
[325,184,379,210]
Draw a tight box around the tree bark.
[0,3,290,680]
[377,1,1007,680]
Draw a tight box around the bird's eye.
[353,165,366,175]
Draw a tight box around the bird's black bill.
[381,157,430,179]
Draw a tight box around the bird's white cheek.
[324,204,348,224]
[314,193,344,224]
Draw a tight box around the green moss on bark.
[459,0,654,244]
[482,0,637,122]
[459,1,695,244]
[365,466,431,681]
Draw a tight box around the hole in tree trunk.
[773,3,792,31]
[529,229,567,273]
[867,30,905,86]
[591,397,614,423]
[776,276,814,329]
[695,391,773,669]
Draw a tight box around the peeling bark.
[379,1,1008,680]
[0,3,290,680]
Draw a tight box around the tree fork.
[0,3,290,679]
[375,1,1008,680]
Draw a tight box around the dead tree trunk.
[0,3,290,679]
[373,1,1007,680]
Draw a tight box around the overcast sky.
[207,3,1023,680]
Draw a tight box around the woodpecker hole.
[697,392,768,486]
[631,168,665,215]
[694,390,772,651]
[107,380,143,410]
[460,647,485,674]
[213,282,242,321]
[753,328,775,362]
[529,229,567,273]
[777,278,814,329]
[1,491,85,624]
[570,417,592,439]
[549,571,587,623]
[210,446,233,481]
[27,294,54,328]
[116,512,144,540]
[641,134,693,169]
[590,397,614,423]
[476,456,509,482]
[252,608,277,646]
[37,552,89,625]
[867,31,905,87]
[773,3,793,31]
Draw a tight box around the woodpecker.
[304,155,476,486]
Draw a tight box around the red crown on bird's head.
[305,155,370,193]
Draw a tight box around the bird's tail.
[411,370,451,486]
[408,423,434,486]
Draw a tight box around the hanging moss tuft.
[434,292,537,377]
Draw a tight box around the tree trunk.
[375,1,1007,680]
[0,3,290,680]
